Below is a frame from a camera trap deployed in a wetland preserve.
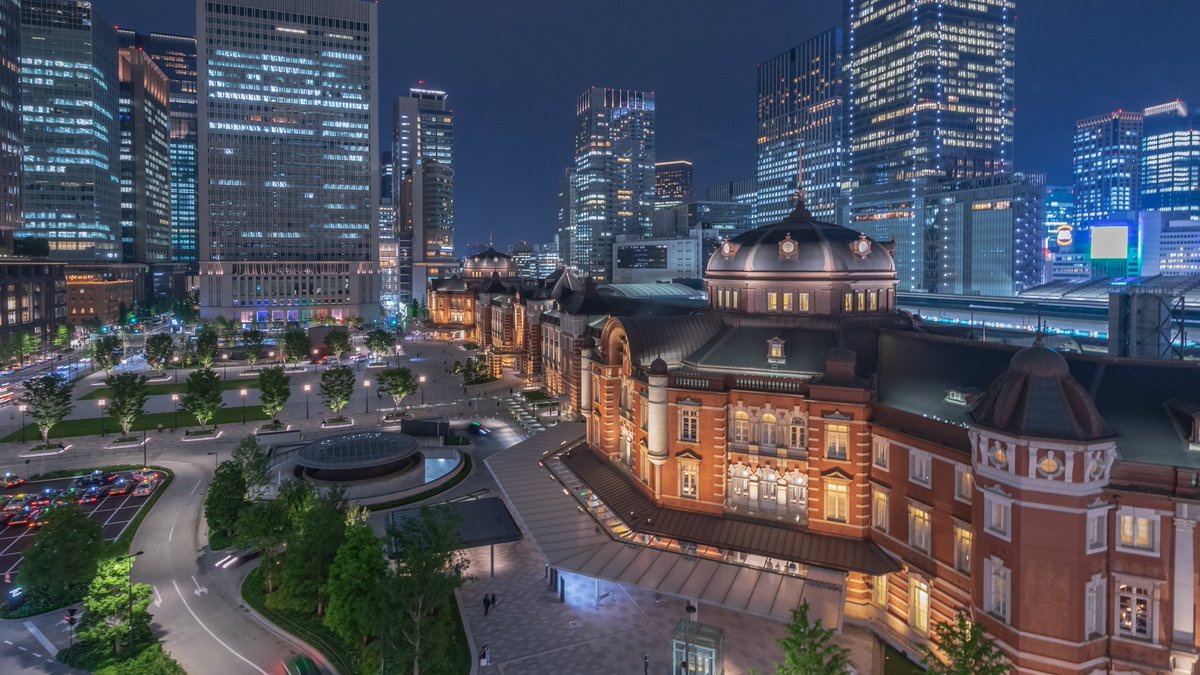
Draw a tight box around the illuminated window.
[797,293,810,312]
[825,481,848,522]
[760,413,777,446]
[908,504,931,554]
[782,292,793,311]
[954,523,972,573]
[873,574,888,608]
[732,411,750,443]
[872,487,889,532]
[825,422,849,460]
[767,292,778,311]
[909,576,930,633]
[856,291,865,312]
[843,293,853,312]
[868,290,878,311]
[1117,508,1157,552]
[1118,584,1152,640]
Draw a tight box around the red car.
[1,473,24,489]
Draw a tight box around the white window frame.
[983,490,1012,542]
[1116,507,1159,555]
[953,522,972,574]
[825,481,849,523]
[1116,582,1154,641]
[909,576,930,633]
[825,422,849,461]
[954,464,973,504]
[679,462,698,500]
[871,486,889,533]
[908,503,932,555]
[732,412,750,443]
[909,449,932,488]
[872,437,889,470]
[983,556,1011,624]
[873,574,888,608]
[1085,575,1106,639]
[1086,508,1108,553]
[789,421,806,450]
[760,414,778,447]
[678,407,699,443]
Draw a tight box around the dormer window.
[944,387,982,406]
[767,337,785,364]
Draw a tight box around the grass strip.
[2,406,269,443]
[81,378,259,400]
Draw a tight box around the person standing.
[489,593,497,612]
[483,595,492,616]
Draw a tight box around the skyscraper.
[393,87,455,305]
[570,87,655,281]
[20,0,120,261]
[118,47,172,265]
[654,160,693,210]
[844,0,1015,290]
[706,177,756,207]
[1141,100,1200,214]
[197,0,379,323]
[1072,110,1142,226]
[756,28,844,224]
[0,0,20,250]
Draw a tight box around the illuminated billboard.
[1091,225,1129,260]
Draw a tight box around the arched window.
[760,413,777,447]
[732,410,750,443]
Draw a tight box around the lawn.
[81,378,259,400]
[521,390,552,402]
[1,406,269,442]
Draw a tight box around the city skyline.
[91,0,1200,252]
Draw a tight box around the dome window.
[767,337,786,364]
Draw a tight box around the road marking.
[153,585,163,607]
[3,639,11,645]
[32,652,41,658]
[191,479,203,495]
[191,575,208,596]
[17,645,25,651]
[24,620,57,656]
[168,520,176,542]
[171,579,267,675]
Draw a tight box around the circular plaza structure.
[294,430,423,482]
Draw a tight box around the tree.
[380,507,468,675]
[106,373,148,438]
[53,324,71,349]
[275,489,347,616]
[325,516,387,645]
[236,486,297,593]
[195,326,219,369]
[324,328,352,361]
[769,602,850,675]
[920,613,1010,675]
[181,368,223,430]
[143,333,175,371]
[377,367,418,410]
[76,557,152,658]
[231,435,270,494]
[364,329,392,359]
[282,328,309,366]
[205,461,249,541]
[241,329,265,367]
[20,504,103,604]
[21,374,74,447]
[92,335,122,375]
[320,366,355,419]
[257,366,291,426]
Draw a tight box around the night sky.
[97,0,1200,250]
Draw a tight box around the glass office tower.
[844,0,1015,291]
[1072,110,1143,226]
[118,47,172,265]
[570,87,655,282]
[0,0,20,249]
[654,160,693,210]
[1141,100,1200,214]
[756,27,844,224]
[20,0,120,261]
[197,0,379,323]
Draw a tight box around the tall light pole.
[419,375,426,405]
[172,355,180,383]
[303,384,311,419]
[240,389,247,424]
[17,404,26,443]
[122,550,144,635]
[363,380,370,413]
[98,399,106,436]
[171,394,179,430]
[222,353,230,380]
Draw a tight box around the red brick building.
[576,202,1200,673]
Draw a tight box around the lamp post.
[171,394,179,430]
[419,375,426,405]
[172,355,180,383]
[363,380,370,413]
[122,550,144,636]
[303,384,311,419]
[222,353,230,380]
[17,404,26,443]
[240,389,247,424]
[268,350,275,364]
[98,399,106,437]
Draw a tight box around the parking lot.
[0,472,157,595]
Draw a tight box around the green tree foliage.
[91,335,122,374]
[236,498,290,593]
[320,366,355,418]
[324,328,352,361]
[231,435,270,494]
[380,507,469,675]
[21,374,74,447]
[181,368,223,430]
[53,324,72,349]
[205,461,249,541]
[364,328,392,358]
[20,504,103,605]
[324,518,387,645]
[282,328,309,365]
[377,367,418,410]
[194,326,219,369]
[770,602,850,675]
[920,613,1010,675]
[143,333,174,371]
[258,366,291,424]
[105,373,149,437]
[76,557,152,658]
[241,329,265,367]
[274,489,347,616]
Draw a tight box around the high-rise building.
[196,0,379,323]
[118,47,172,265]
[119,31,199,265]
[1072,110,1143,226]
[756,28,844,224]
[0,0,20,251]
[393,87,455,304]
[654,160,693,210]
[556,166,574,264]
[20,0,120,261]
[1042,185,1083,281]
[569,87,655,281]
[705,177,756,207]
[844,0,1015,291]
[1141,100,1200,214]
[1141,212,1200,275]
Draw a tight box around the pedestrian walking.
[489,593,497,611]
[478,644,491,667]
[483,595,492,616]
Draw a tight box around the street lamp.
[171,394,179,430]
[98,399,106,437]
[122,550,144,635]
[240,389,247,424]
[222,352,230,380]
[172,355,180,383]
[363,379,370,413]
[419,375,426,405]
[17,404,26,443]
[268,350,275,364]
[303,384,311,419]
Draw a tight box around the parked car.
[1,473,25,489]
[77,485,109,505]
[108,479,133,496]
[29,488,60,507]
[132,480,157,498]
[131,469,160,483]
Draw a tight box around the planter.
[283,367,307,374]
[20,443,69,458]
[382,411,409,423]
[320,417,354,429]
[366,361,388,369]
[239,369,262,377]
[258,422,288,432]
[145,373,172,383]
[182,429,223,442]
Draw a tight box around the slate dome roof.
[464,247,518,277]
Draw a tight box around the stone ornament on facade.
[778,233,798,260]
[850,233,872,259]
